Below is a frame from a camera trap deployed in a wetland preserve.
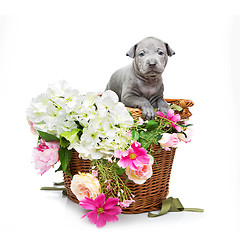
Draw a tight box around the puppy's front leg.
[156,98,170,116]
[122,94,155,120]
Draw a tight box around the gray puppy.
[106,37,175,120]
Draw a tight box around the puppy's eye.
[158,50,164,55]
[139,51,145,57]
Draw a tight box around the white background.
[0,0,240,239]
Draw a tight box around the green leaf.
[157,134,163,141]
[139,131,151,150]
[60,129,80,145]
[55,164,62,173]
[38,130,59,142]
[157,134,163,147]
[127,109,133,117]
[58,146,72,172]
[132,130,140,141]
[59,137,70,148]
[153,155,159,168]
[145,120,158,130]
[170,104,183,112]
[64,168,72,178]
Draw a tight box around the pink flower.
[125,155,154,184]
[115,141,150,170]
[156,109,181,132]
[80,193,122,228]
[104,179,112,191]
[91,170,98,177]
[158,133,180,151]
[119,199,135,208]
[32,139,60,175]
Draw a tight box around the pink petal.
[117,159,130,169]
[130,141,141,151]
[81,213,89,219]
[94,193,105,208]
[96,213,107,228]
[117,154,134,169]
[86,210,98,225]
[79,197,96,210]
[104,206,122,216]
[170,114,181,123]
[114,150,122,158]
[135,155,149,165]
[134,148,147,157]
[172,124,182,132]
[122,149,131,157]
[166,109,174,119]
[103,213,119,223]
[103,197,119,210]
[156,111,166,118]
[129,161,138,170]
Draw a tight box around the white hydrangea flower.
[27,82,134,160]
[70,90,134,160]
[27,80,80,137]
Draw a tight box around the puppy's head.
[126,37,175,78]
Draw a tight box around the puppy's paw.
[157,98,170,116]
[142,106,155,120]
[158,104,170,116]
[159,107,169,116]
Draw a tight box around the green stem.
[40,187,66,191]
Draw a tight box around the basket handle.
[165,99,194,109]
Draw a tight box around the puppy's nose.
[148,60,157,68]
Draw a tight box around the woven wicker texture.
[63,98,193,214]
[127,98,194,120]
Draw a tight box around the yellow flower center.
[97,207,104,213]
[129,153,137,159]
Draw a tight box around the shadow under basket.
[63,98,194,214]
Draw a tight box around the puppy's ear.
[126,44,137,58]
[165,43,175,57]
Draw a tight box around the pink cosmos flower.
[158,133,180,151]
[32,139,60,175]
[115,141,150,170]
[156,109,181,132]
[80,193,122,228]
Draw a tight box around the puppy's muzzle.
[147,59,157,69]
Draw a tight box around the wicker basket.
[63,99,194,214]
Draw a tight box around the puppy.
[106,37,175,120]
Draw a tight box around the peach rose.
[125,155,154,184]
[70,172,101,201]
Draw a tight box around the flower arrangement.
[27,81,193,227]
